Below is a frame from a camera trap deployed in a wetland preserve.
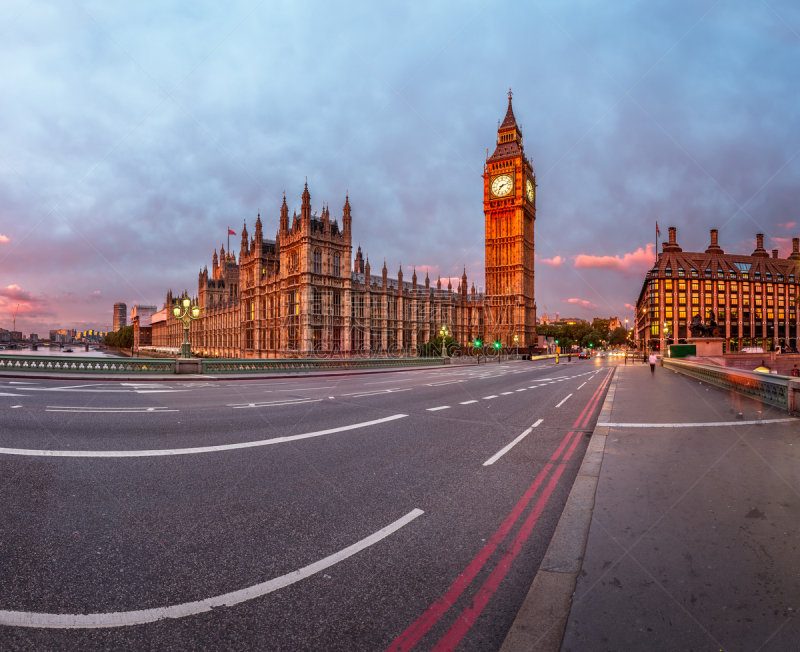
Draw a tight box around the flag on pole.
[228,229,236,235]
[656,221,660,237]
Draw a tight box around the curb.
[499,368,619,652]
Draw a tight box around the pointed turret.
[280,195,289,234]
[365,256,371,281]
[382,259,388,288]
[398,263,403,286]
[241,220,249,256]
[354,245,364,274]
[425,271,430,290]
[437,275,441,290]
[489,88,525,162]
[412,266,417,291]
[343,194,352,233]
[301,181,311,222]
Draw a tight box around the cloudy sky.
[1,0,799,334]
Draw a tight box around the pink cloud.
[0,234,9,243]
[0,285,40,302]
[574,244,656,275]
[778,222,797,229]
[625,303,636,310]
[539,255,564,267]
[564,298,597,309]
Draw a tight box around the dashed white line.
[426,406,451,411]
[483,395,498,400]
[515,389,526,392]
[555,394,572,408]
[501,392,513,395]
[577,382,586,390]
[483,419,543,466]
[0,508,424,628]
[460,400,478,405]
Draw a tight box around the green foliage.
[103,325,134,349]
[418,335,460,357]
[581,330,603,349]
[609,326,628,346]
[591,319,611,339]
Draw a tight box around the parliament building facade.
[152,93,537,357]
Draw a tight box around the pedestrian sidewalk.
[561,364,800,651]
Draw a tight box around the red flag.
[656,221,660,237]
[228,229,236,235]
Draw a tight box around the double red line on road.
[387,368,614,652]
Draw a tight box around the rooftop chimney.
[789,237,800,261]
[752,233,769,258]
[662,226,682,252]
[772,249,779,259]
[704,228,723,255]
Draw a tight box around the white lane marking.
[11,405,23,408]
[7,381,36,384]
[483,419,543,466]
[426,406,450,411]
[599,419,798,428]
[577,382,586,390]
[460,400,478,405]
[515,388,526,392]
[483,395,498,400]
[555,394,573,408]
[45,407,177,413]
[0,508,424,628]
[425,381,463,387]
[0,393,27,396]
[229,399,322,409]
[276,386,335,392]
[500,392,513,395]
[348,388,413,398]
[0,414,408,458]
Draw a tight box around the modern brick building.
[635,227,800,353]
[152,93,538,358]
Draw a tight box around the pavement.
[0,357,613,651]
[554,362,800,652]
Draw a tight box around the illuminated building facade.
[635,228,800,352]
[152,94,539,357]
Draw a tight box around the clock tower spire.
[483,90,537,348]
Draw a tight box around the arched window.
[314,249,322,274]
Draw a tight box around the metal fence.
[0,355,176,374]
[663,358,792,412]
[201,357,446,374]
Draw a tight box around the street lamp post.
[663,321,670,357]
[625,318,629,364]
[513,333,519,360]
[172,298,201,359]
[439,325,451,358]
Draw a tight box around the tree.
[581,330,603,349]
[102,325,134,349]
[591,319,611,339]
[418,335,460,357]
[609,326,628,347]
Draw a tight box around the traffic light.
[494,341,501,350]
[589,343,593,348]
[555,339,559,344]
[474,339,481,347]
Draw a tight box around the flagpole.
[227,226,230,256]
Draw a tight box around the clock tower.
[483,90,537,348]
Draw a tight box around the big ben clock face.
[526,178,534,203]
[491,175,513,197]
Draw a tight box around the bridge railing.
[201,357,446,374]
[0,355,175,375]
[662,357,800,414]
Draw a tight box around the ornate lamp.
[173,297,201,359]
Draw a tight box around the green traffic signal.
[474,339,481,347]
[555,339,559,344]
[494,341,501,349]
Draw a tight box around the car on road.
[579,351,589,359]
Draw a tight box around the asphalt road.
[0,357,617,651]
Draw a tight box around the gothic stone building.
[635,227,800,353]
[152,93,538,357]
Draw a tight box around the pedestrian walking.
[649,352,657,373]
